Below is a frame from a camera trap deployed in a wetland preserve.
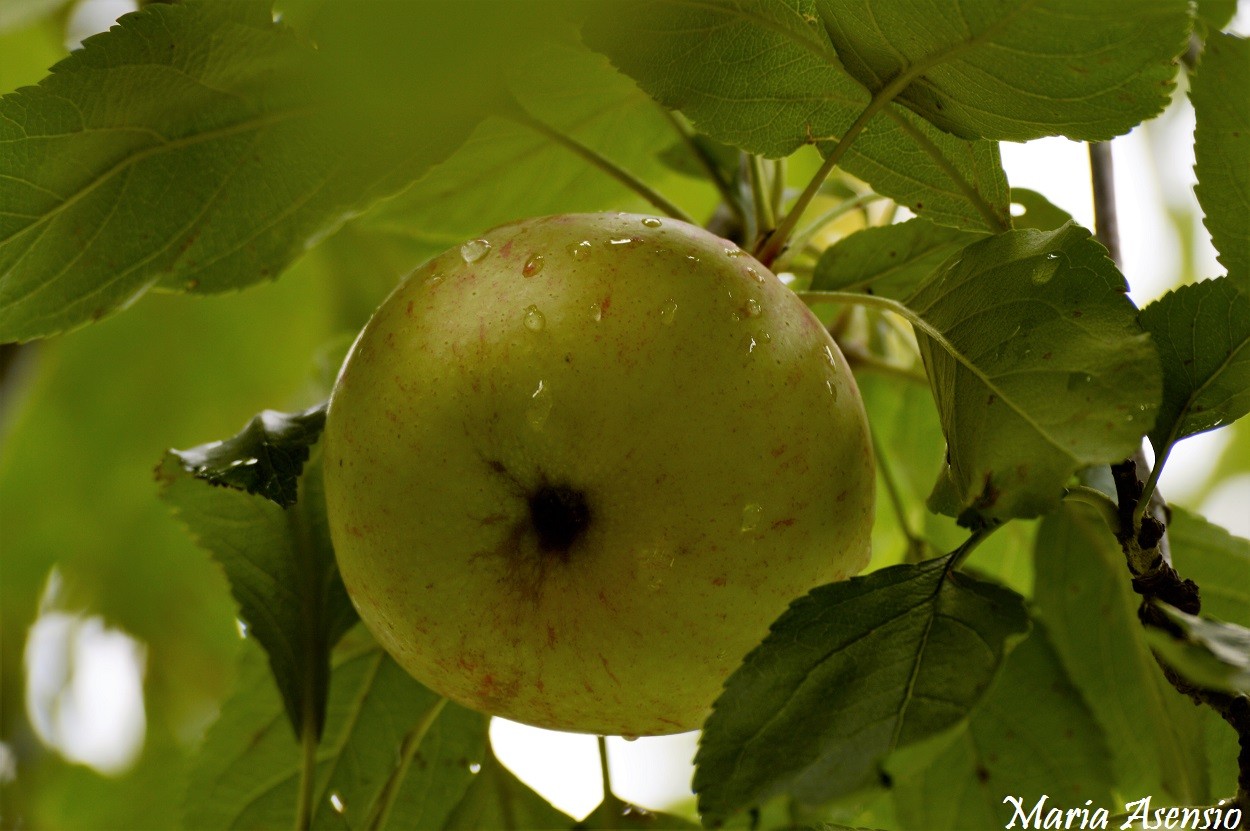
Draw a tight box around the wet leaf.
[694,549,1028,824]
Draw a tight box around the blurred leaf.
[1169,506,1250,627]
[584,0,1011,232]
[1146,604,1250,695]
[1196,0,1239,32]
[694,549,1028,823]
[1141,277,1250,460]
[0,11,62,92]
[1008,188,1074,232]
[159,433,356,739]
[819,0,1188,142]
[363,29,683,257]
[1191,32,1250,287]
[579,800,700,829]
[889,624,1115,831]
[812,218,983,300]
[907,223,1161,520]
[170,404,327,508]
[0,0,65,34]
[0,1,483,342]
[657,132,741,183]
[442,748,573,830]
[185,639,488,830]
[1033,504,1208,802]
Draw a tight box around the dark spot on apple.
[528,483,591,558]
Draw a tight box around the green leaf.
[819,0,1189,142]
[907,223,1161,520]
[579,800,701,830]
[1195,0,1239,33]
[185,640,488,830]
[1191,32,1250,286]
[811,218,984,300]
[1008,188,1074,232]
[169,405,327,509]
[0,1,480,342]
[889,624,1115,831]
[442,748,573,830]
[1141,277,1250,460]
[1168,506,1250,627]
[583,0,1011,232]
[0,0,65,34]
[657,133,741,183]
[159,419,356,739]
[1146,604,1250,695]
[362,29,681,257]
[693,550,1028,823]
[1033,504,1209,802]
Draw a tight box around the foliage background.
[0,0,1248,828]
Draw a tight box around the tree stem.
[294,706,318,831]
[1089,142,1122,268]
[872,430,930,563]
[755,81,902,267]
[748,154,776,242]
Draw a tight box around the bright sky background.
[24,0,1250,822]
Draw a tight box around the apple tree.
[1,1,1248,829]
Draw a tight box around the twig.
[505,103,695,225]
[658,107,745,223]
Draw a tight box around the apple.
[322,213,874,736]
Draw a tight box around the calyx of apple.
[323,213,874,736]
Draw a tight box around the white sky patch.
[24,569,148,776]
[1200,474,1250,540]
[64,0,138,50]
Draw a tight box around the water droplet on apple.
[746,266,765,283]
[469,762,482,774]
[659,299,678,324]
[329,792,346,814]
[827,379,838,400]
[740,503,763,532]
[745,298,762,318]
[743,334,759,354]
[522,255,545,277]
[725,247,744,258]
[621,734,639,742]
[609,237,643,247]
[523,305,546,332]
[527,381,552,430]
[590,302,603,322]
[567,241,592,261]
[822,345,837,367]
[640,217,662,228]
[425,272,444,287]
[235,619,249,639]
[460,239,491,263]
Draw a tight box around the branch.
[1091,140,1248,815]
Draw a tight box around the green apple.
[322,213,874,736]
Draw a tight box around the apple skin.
[323,213,874,736]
